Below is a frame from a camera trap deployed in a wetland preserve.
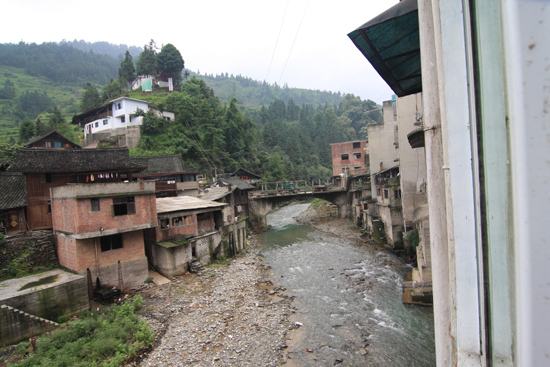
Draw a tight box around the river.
[259,203,435,367]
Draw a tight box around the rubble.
[132,239,293,367]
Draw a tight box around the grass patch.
[10,295,154,367]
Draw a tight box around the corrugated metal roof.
[348,0,421,97]
[199,187,230,201]
[156,196,226,214]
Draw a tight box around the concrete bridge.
[249,185,356,220]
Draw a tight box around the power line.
[279,0,310,84]
[265,0,290,82]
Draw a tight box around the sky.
[2,0,398,104]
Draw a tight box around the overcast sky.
[3,0,398,104]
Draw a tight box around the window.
[120,115,126,123]
[114,102,122,110]
[341,153,349,160]
[44,141,52,147]
[95,122,99,127]
[91,198,100,212]
[172,216,183,227]
[160,218,170,229]
[103,119,108,125]
[40,173,57,183]
[353,142,361,149]
[354,152,362,159]
[100,234,123,252]
[129,115,133,123]
[185,215,192,225]
[184,174,196,182]
[384,189,389,199]
[54,141,62,148]
[112,197,135,216]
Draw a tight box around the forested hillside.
[194,73,343,107]
[0,40,383,181]
[132,78,382,181]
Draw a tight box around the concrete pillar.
[417,0,452,365]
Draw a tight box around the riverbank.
[131,202,401,366]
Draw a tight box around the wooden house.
[0,172,27,234]
[24,130,80,149]
[131,155,199,197]
[7,148,145,230]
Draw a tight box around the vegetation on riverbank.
[4,296,153,367]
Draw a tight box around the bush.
[12,295,153,367]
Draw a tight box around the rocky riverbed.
[130,240,294,367]
[130,204,377,367]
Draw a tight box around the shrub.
[12,295,153,367]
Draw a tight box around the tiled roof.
[230,168,262,180]
[0,172,26,210]
[156,196,226,214]
[7,148,145,173]
[132,155,199,176]
[218,176,255,190]
[24,130,81,148]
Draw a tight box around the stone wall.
[0,231,58,280]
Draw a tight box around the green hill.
[0,65,83,142]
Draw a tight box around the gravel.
[129,238,294,367]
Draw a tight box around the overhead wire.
[278,0,310,85]
[265,0,290,82]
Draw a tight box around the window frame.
[112,196,135,216]
[100,233,123,252]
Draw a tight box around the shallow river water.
[259,203,435,366]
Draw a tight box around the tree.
[0,79,15,99]
[135,40,158,76]
[0,138,22,165]
[101,79,122,102]
[157,43,184,89]
[79,83,101,112]
[18,118,35,143]
[118,50,135,91]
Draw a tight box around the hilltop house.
[71,97,175,148]
[7,148,145,230]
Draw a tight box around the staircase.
[1,304,58,346]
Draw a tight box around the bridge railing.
[252,180,342,197]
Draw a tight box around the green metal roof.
[348,0,421,97]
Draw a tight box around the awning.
[348,0,421,97]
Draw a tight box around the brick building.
[51,182,157,291]
[131,155,200,197]
[145,196,227,277]
[7,148,145,230]
[330,140,369,178]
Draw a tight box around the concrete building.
[51,182,157,291]
[71,97,175,148]
[145,196,246,278]
[350,0,550,365]
[330,140,369,180]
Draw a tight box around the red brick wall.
[155,214,198,242]
[56,235,78,271]
[57,231,145,273]
[330,141,368,177]
[51,194,157,235]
